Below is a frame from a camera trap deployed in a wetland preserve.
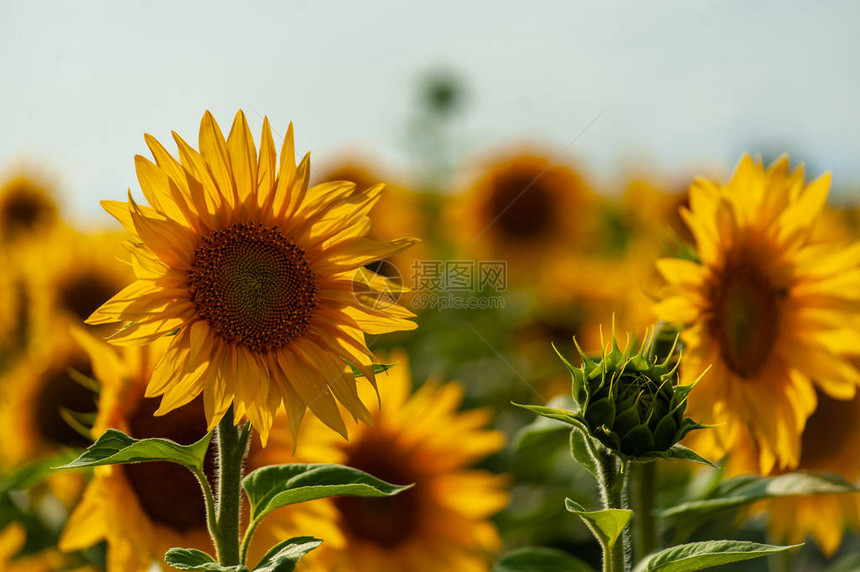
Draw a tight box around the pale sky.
[2,0,860,221]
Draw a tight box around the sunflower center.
[187,222,317,353]
[123,397,212,533]
[335,432,422,548]
[35,359,97,449]
[796,392,860,475]
[58,274,120,322]
[487,174,554,239]
[710,249,782,378]
[2,189,53,240]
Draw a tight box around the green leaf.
[495,546,595,572]
[0,451,80,493]
[347,362,396,378]
[664,445,716,468]
[242,464,411,523]
[164,547,247,571]
[632,540,801,572]
[660,472,857,537]
[252,537,322,572]
[570,426,600,477]
[56,429,212,471]
[565,498,632,551]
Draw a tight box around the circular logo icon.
[351,260,403,311]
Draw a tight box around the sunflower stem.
[596,450,630,572]
[213,408,250,566]
[631,461,658,562]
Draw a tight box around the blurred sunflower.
[654,155,860,473]
[22,228,133,344]
[0,249,23,360]
[261,351,509,572]
[0,522,94,572]
[87,110,418,443]
[0,172,60,246]
[314,156,431,297]
[448,150,596,283]
[0,334,97,468]
[742,391,860,556]
[60,334,215,572]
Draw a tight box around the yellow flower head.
[747,390,860,556]
[0,173,59,246]
[21,228,134,345]
[88,111,418,444]
[261,350,509,572]
[654,155,860,474]
[448,149,596,281]
[0,334,98,468]
[60,333,213,572]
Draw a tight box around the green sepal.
[55,428,213,472]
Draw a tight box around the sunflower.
[0,332,97,508]
[741,390,860,556]
[653,155,860,474]
[0,333,98,469]
[258,350,509,572]
[448,149,596,283]
[21,228,134,345]
[87,110,418,444]
[0,172,60,247]
[0,522,95,572]
[60,333,216,572]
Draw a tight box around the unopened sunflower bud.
[557,327,706,462]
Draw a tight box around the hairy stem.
[213,408,250,566]
[597,450,630,572]
[632,461,658,561]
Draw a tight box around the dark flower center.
[334,432,421,548]
[35,358,97,449]
[123,397,213,534]
[797,392,860,476]
[187,222,317,353]
[1,186,55,241]
[58,274,121,322]
[487,173,554,239]
[709,246,783,378]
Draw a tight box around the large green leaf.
[494,546,594,572]
[565,499,632,551]
[56,429,212,471]
[632,540,800,572]
[164,547,247,571]
[660,472,857,536]
[252,537,322,572]
[242,464,411,523]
